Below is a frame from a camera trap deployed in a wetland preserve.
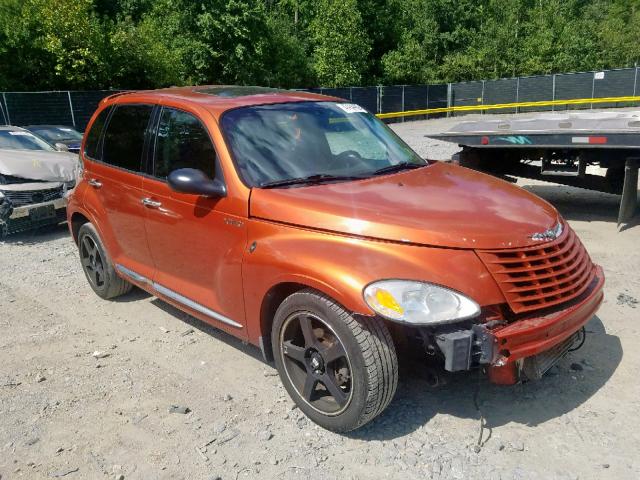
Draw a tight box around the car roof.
[24,125,77,130]
[0,125,28,132]
[102,85,342,117]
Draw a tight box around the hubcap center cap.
[308,351,325,374]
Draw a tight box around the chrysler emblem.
[529,222,563,241]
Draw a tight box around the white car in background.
[0,126,81,237]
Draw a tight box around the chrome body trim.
[115,263,243,329]
[153,283,243,329]
[115,264,150,284]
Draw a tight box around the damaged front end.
[411,266,603,385]
[0,149,80,236]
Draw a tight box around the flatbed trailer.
[427,110,640,225]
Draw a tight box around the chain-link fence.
[1,67,639,130]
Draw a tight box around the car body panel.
[142,175,249,336]
[0,147,79,183]
[242,218,506,344]
[81,161,155,282]
[250,162,560,250]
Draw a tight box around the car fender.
[242,219,505,345]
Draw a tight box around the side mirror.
[167,168,226,198]
[55,142,69,152]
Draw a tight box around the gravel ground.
[1,115,639,480]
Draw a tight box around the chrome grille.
[476,226,596,314]
[0,185,64,207]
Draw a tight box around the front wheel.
[272,289,398,432]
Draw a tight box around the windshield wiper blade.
[259,174,365,189]
[371,162,426,176]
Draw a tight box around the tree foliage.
[0,0,638,90]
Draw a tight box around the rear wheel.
[78,223,132,299]
[272,289,398,432]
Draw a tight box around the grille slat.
[505,253,588,292]
[493,241,582,274]
[477,225,595,314]
[0,186,64,207]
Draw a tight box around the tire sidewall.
[272,291,372,432]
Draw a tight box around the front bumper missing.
[0,198,67,235]
[433,265,605,385]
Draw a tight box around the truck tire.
[77,223,132,299]
[272,289,398,432]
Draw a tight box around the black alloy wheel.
[280,311,353,415]
[80,234,105,289]
[77,223,132,299]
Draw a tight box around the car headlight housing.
[363,280,480,325]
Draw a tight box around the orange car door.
[84,104,156,281]
[141,106,248,336]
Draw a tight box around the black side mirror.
[167,168,226,198]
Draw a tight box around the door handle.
[87,178,102,188]
[141,197,162,208]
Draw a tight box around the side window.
[154,108,215,179]
[83,107,111,160]
[102,105,153,171]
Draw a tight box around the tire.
[77,223,132,300]
[272,289,398,432]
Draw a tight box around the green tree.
[309,0,371,87]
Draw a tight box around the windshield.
[30,126,82,142]
[221,102,426,187]
[0,130,56,151]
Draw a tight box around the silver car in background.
[0,126,81,237]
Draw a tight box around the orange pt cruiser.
[67,86,604,432]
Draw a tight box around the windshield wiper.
[259,173,365,189]
[371,162,426,176]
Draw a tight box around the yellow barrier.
[376,95,640,120]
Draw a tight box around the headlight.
[363,280,480,325]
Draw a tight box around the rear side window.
[84,107,111,160]
[102,105,153,171]
[153,108,215,179]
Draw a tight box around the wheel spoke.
[299,315,317,348]
[282,340,306,364]
[95,264,104,285]
[82,237,95,257]
[93,269,101,286]
[302,375,318,401]
[321,341,347,364]
[81,256,92,268]
[321,373,348,407]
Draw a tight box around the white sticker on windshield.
[8,131,34,136]
[60,128,73,131]
[337,103,367,114]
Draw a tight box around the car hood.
[249,162,560,249]
[0,149,80,183]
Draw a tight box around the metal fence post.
[591,72,596,109]
[634,66,638,97]
[551,74,556,112]
[401,85,405,122]
[349,86,353,101]
[0,94,7,125]
[481,80,485,115]
[426,84,430,119]
[2,93,10,125]
[446,83,452,117]
[515,77,520,114]
[67,91,76,127]
[377,85,382,114]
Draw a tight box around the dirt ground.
[1,115,639,480]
